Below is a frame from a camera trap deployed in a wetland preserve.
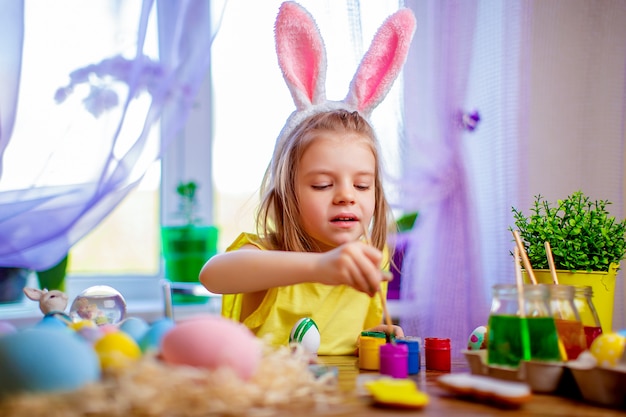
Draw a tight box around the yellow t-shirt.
[221,232,388,355]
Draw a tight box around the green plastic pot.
[161,225,219,304]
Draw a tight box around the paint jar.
[487,283,528,367]
[424,337,451,372]
[397,337,420,374]
[359,331,387,370]
[573,285,603,348]
[487,284,561,367]
[379,343,408,378]
[547,284,587,360]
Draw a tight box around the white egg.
[289,317,320,354]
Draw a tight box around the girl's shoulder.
[226,232,268,252]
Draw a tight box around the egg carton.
[462,350,626,408]
[568,355,626,408]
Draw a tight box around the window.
[2,2,404,323]
[3,2,161,277]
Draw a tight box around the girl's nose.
[333,184,355,205]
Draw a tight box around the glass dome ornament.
[69,285,127,325]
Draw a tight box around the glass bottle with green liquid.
[487,284,561,367]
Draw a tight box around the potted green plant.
[511,191,626,331]
[161,181,218,303]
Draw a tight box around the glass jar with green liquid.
[487,284,561,368]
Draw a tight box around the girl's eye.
[355,185,371,191]
[312,184,331,190]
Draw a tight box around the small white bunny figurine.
[23,287,70,319]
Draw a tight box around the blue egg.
[0,328,101,396]
[119,316,150,343]
[617,329,626,338]
[139,318,175,353]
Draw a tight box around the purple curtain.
[399,0,488,358]
[0,0,214,270]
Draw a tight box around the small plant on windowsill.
[511,191,626,273]
[161,181,218,300]
[175,181,201,226]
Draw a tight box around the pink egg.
[161,315,261,380]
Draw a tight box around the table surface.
[295,356,626,417]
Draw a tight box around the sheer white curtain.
[0,0,215,271]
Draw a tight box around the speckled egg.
[589,332,626,367]
[161,315,262,380]
[467,325,488,350]
[0,328,100,395]
[289,317,321,354]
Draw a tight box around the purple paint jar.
[379,343,408,379]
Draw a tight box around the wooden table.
[305,356,625,416]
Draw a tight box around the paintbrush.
[361,220,395,344]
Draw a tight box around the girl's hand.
[366,324,404,338]
[317,241,391,296]
[355,324,405,355]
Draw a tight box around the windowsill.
[2,273,408,329]
[1,274,221,329]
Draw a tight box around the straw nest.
[0,343,344,417]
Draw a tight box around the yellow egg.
[589,332,626,367]
[94,331,142,371]
[69,319,97,332]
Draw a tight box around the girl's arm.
[199,241,388,297]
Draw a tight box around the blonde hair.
[256,109,394,255]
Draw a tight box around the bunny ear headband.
[274,1,416,148]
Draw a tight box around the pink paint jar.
[425,337,451,372]
[379,343,408,379]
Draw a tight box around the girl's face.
[296,131,376,251]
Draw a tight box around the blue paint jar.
[398,337,421,374]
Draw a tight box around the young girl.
[200,2,415,355]
[201,109,401,355]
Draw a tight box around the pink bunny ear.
[345,8,416,117]
[274,1,327,110]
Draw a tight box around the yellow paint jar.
[359,331,387,370]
